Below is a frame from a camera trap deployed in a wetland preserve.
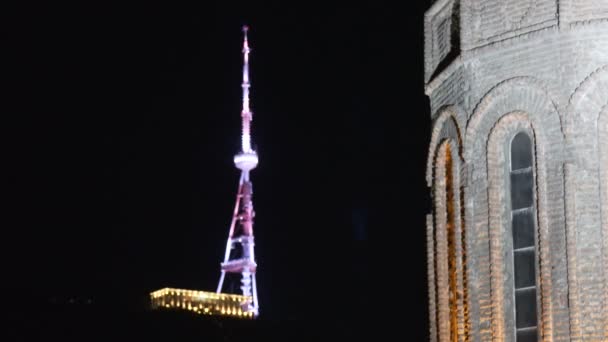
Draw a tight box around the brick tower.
[424,1,608,341]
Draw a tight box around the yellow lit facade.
[149,288,254,319]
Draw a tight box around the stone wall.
[424,1,608,341]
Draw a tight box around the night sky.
[4,0,430,338]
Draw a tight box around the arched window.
[509,132,538,341]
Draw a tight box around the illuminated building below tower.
[150,288,254,319]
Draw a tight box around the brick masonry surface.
[424,1,608,341]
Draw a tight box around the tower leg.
[251,272,259,316]
[217,271,226,293]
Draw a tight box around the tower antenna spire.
[241,24,252,153]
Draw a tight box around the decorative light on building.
[150,288,253,319]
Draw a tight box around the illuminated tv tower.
[216,25,259,317]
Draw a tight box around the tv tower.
[216,25,259,317]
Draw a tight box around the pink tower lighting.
[216,25,260,317]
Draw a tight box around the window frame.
[507,130,540,341]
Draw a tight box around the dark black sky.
[4,0,430,337]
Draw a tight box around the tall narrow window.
[509,132,538,342]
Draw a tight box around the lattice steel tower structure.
[216,25,259,317]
